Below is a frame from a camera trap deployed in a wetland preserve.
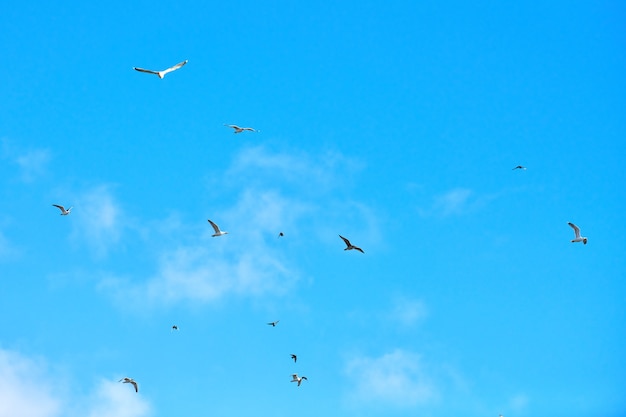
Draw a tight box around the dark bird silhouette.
[291,354,297,363]
[267,320,280,327]
[339,235,364,253]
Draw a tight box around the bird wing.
[354,246,365,253]
[301,376,307,380]
[568,222,581,238]
[52,204,66,212]
[242,127,256,131]
[162,60,188,75]
[131,381,138,392]
[133,67,159,75]
[207,219,221,234]
[339,235,351,247]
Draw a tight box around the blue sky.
[1,1,625,416]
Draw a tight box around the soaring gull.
[224,124,258,134]
[208,219,228,237]
[133,60,188,79]
[119,377,138,392]
[291,374,308,386]
[339,235,364,253]
[52,204,72,215]
[568,222,588,245]
[512,165,527,170]
[267,320,280,327]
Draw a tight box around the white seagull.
[52,204,72,215]
[133,60,188,79]
[512,165,527,170]
[568,222,588,245]
[339,235,364,253]
[291,374,308,386]
[224,124,258,134]
[208,219,228,237]
[119,377,138,392]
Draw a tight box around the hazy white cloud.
[0,349,61,417]
[344,349,439,408]
[225,145,364,192]
[102,188,302,307]
[508,392,529,412]
[0,138,51,183]
[431,188,474,216]
[85,379,151,417]
[0,348,151,417]
[70,185,125,258]
[387,297,428,327]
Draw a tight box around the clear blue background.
[1,1,624,416]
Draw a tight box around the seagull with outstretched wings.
[133,60,188,79]
[339,235,364,253]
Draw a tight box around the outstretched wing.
[52,204,65,212]
[133,67,159,75]
[207,219,220,234]
[353,246,365,253]
[162,60,188,75]
[568,222,581,238]
[339,235,351,248]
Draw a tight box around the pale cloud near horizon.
[344,349,439,409]
[0,348,151,417]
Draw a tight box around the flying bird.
[52,204,72,215]
[208,219,228,237]
[339,235,364,253]
[133,60,188,79]
[224,124,258,134]
[291,354,297,363]
[119,377,138,392]
[171,325,179,331]
[568,222,588,245]
[291,374,307,386]
[278,232,284,238]
[512,165,527,170]
[267,320,279,327]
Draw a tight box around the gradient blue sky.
[1,1,625,416]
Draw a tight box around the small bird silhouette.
[278,232,284,238]
[339,235,364,253]
[119,377,138,392]
[291,374,307,386]
[267,320,280,327]
[224,124,258,134]
[291,354,297,363]
[512,165,527,170]
[171,325,179,331]
[52,204,72,215]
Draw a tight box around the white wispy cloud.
[0,138,51,183]
[344,349,439,409]
[101,145,379,308]
[102,188,302,308]
[0,349,61,417]
[0,348,152,417]
[84,379,151,417]
[387,297,428,327]
[69,185,125,258]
